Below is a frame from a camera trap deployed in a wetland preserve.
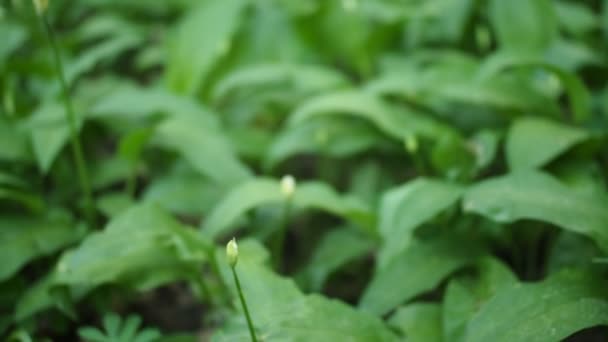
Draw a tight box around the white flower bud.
[33,0,49,15]
[226,238,238,267]
[280,175,296,199]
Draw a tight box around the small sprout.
[33,0,49,15]
[280,175,296,199]
[226,238,238,267]
[404,133,418,154]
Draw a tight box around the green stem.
[40,15,95,227]
[273,199,292,271]
[231,266,257,342]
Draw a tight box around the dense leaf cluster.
[1,0,608,341]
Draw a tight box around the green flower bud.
[226,238,238,267]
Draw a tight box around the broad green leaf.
[25,102,84,174]
[53,203,211,290]
[506,117,588,170]
[378,179,464,267]
[298,227,375,292]
[545,38,600,71]
[472,130,500,168]
[0,188,44,213]
[89,83,219,128]
[96,192,134,218]
[67,33,143,83]
[369,61,560,118]
[0,172,27,189]
[265,117,387,169]
[143,165,225,217]
[202,178,375,239]
[166,0,247,95]
[213,240,398,341]
[463,171,608,251]
[443,258,517,342]
[212,63,348,103]
[202,178,281,239]
[555,1,598,36]
[289,90,451,140]
[478,51,593,121]
[0,212,85,282]
[154,114,252,186]
[0,21,26,63]
[90,157,132,190]
[360,235,483,316]
[430,132,477,181]
[294,181,375,230]
[225,126,274,160]
[465,271,608,342]
[489,0,557,53]
[546,232,602,274]
[388,303,442,342]
[0,117,30,162]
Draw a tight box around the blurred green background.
[2,0,608,341]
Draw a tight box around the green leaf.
[264,117,387,169]
[90,83,218,127]
[96,192,134,218]
[25,102,84,174]
[202,178,280,239]
[143,165,225,217]
[166,0,248,95]
[298,227,375,292]
[154,114,252,186]
[388,303,442,342]
[443,258,517,342]
[465,270,608,342]
[360,235,483,316]
[202,178,375,239]
[0,212,85,281]
[506,117,588,170]
[463,171,608,251]
[212,63,348,103]
[555,1,599,36]
[430,132,477,181]
[53,203,211,290]
[0,117,30,162]
[0,21,26,63]
[470,130,500,170]
[289,90,451,140]
[0,187,45,213]
[478,51,593,121]
[213,240,398,341]
[489,0,557,52]
[378,179,464,267]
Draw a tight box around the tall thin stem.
[40,14,95,227]
[231,267,257,342]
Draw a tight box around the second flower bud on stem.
[226,238,257,342]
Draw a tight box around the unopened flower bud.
[226,238,238,267]
[33,0,49,15]
[280,175,296,199]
